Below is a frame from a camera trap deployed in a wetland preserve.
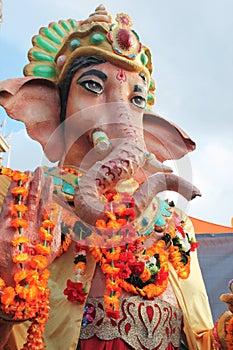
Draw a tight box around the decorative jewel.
[70,39,80,51]
[141,217,149,227]
[141,51,148,66]
[90,33,105,45]
[117,29,135,50]
[147,92,155,104]
[82,304,95,327]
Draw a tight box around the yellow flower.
[13,253,29,263]
[104,294,120,310]
[11,204,28,216]
[42,219,55,230]
[1,286,15,306]
[101,264,120,275]
[12,171,28,184]
[26,285,39,302]
[0,278,6,289]
[1,167,13,177]
[30,255,48,270]
[95,219,106,228]
[105,247,121,261]
[105,211,116,221]
[15,284,28,299]
[11,186,28,198]
[34,244,51,256]
[143,284,164,298]
[140,268,151,283]
[107,220,121,229]
[26,270,40,284]
[11,218,28,229]
[14,270,27,284]
[11,235,30,247]
[40,269,50,283]
[118,280,137,294]
[40,227,53,242]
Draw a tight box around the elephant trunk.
[133,173,201,215]
[74,138,146,225]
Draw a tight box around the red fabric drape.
[79,336,178,350]
[79,337,133,350]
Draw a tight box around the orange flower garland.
[0,167,56,349]
[88,192,198,319]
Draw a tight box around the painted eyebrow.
[139,73,147,85]
[134,85,146,93]
[77,69,108,82]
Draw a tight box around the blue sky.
[0,0,232,226]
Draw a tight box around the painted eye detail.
[131,96,146,109]
[79,80,103,95]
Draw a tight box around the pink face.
[63,61,148,167]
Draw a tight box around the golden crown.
[24,5,156,108]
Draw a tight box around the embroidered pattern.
[80,296,182,350]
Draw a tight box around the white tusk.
[92,129,112,154]
[144,153,173,173]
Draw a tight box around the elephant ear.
[0,77,64,162]
[143,111,196,162]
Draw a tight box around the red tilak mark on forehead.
[116,70,127,83]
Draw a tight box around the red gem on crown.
[116,29,135,51]
[120,16,130,25]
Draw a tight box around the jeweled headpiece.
[24,4,155,107]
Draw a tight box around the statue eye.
[131,96,146,109]
[79,80,103,95]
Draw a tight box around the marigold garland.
[0,167,56,349]
[63,190,199,320]
[84,192,198,319]
[0,167,199,337]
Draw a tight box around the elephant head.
[0,5,200,226]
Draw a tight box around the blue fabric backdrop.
[197,233,233,322]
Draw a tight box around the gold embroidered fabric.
[80,295,182,350]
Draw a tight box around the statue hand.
[0,167,62,287]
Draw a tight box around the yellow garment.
[169,210,214,350]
